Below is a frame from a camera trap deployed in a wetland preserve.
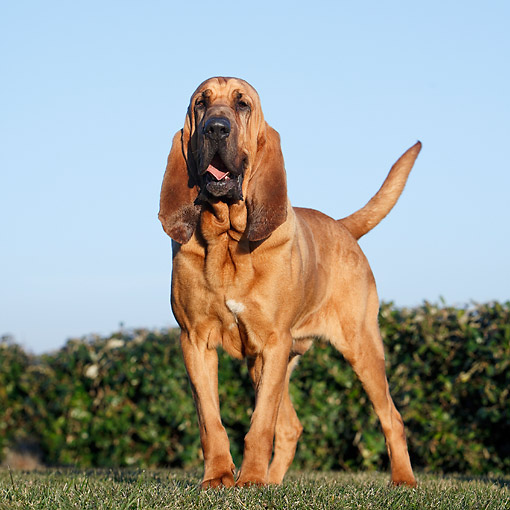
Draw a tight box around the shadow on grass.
[38,467,201,489]
[449,473,510,489]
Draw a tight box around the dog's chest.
[205,280,259,359]
[173,234,263,355]
[203,234,254,290]
[203,236,256,318]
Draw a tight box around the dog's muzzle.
[197,117,244,202]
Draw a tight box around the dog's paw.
[390,476,417,488]
[235,479,266,488]
[201,472,235,489]
[235,472,267,488]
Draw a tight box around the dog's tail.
[339,142,422,240]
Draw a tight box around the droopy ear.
[245,124,288,241]
[158,129,200,244]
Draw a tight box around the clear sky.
[1,1,509,353]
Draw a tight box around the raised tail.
[339,142,422,240]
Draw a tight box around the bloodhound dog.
[159,77,421,488]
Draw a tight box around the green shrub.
[0,302,509,474]
[0,337,32,454]
[380,302,510,474]
[28,330,199,468]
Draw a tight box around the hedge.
[1,301,509,474]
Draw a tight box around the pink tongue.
[206,165,229,181]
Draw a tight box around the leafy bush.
[1,302,509,474]
[0,337,32,455]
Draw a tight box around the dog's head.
[159,77,287,244]
[191,77,260,202]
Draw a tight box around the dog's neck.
[197,201,253,291]
[176,199,294,293]
[199,200,248,243]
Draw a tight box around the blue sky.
[1,1,509,353]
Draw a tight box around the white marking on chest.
[226,299,245,319]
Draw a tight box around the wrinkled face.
[187,77,262,202]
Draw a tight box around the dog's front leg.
[236,332,292,486]
[180,331,235,488]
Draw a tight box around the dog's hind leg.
[267,354,304,484]
[332,308,416,487]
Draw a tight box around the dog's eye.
[237,100,250,112]
[195,99,206,109]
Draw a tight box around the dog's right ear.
[158,127,200,244]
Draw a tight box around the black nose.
[203,117,231,141]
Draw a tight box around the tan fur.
[339,142,422,239]
[159,77,421,488]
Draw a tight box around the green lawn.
[1,469,509,510]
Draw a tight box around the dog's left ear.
[245,124,288,241]
[158,126,201,244]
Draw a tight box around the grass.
[0,469,509,510]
